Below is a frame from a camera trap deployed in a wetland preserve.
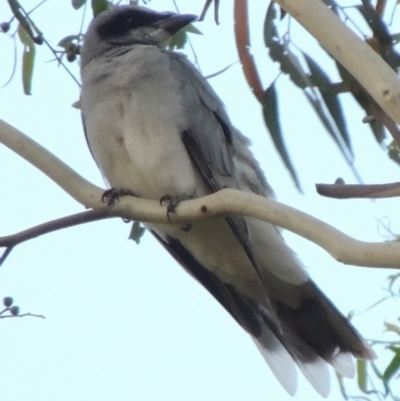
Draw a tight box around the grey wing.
[165,52,376,396]
[165,55,330,393]
[168,52,280,316]
[81,115,96,165]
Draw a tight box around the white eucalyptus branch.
[0,119,104,208]
[1,118,399,269]
[274,0,400,125]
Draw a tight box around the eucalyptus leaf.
[72,0,86,10]
[129,221,146,244]
[169,29,187,50]
[169,24,200,50]
[357,360,369,393]
[264,4,308,89]
[91,0,108,17]
[383,347,400,386]
[262,83,302,191]
[303,53,353,160]
[17,22,34,47]
[17,24,35,95]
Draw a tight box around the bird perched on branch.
[80,4,376,397]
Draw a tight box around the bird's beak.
[156,13,198,35]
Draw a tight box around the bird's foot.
[102,187,136,206]
[159,194,192,221]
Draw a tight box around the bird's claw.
[102,187,136,206]
[160,194,191,220]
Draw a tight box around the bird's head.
[81,5,197,67]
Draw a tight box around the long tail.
[153,232,376,397]
[250,281,376,397]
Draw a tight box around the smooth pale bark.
[274,0,400,125]
[1,118,400,269]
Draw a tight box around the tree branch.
[274,0,400,127]
[316,181,400,199]
[1,118,400,269]
[0,118,104,208]
[0,208,115,265]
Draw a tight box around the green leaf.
[303,53,353,161]
[384,347,400,385]
[262,83,302,192]
[8,0,35,38]
[21,46,35,95]
[264,4,361,180]
[370,121,386,144]
[264,4,308,89]
[169,29,187,50]
[357,359,369,393]
[72,0,86,10]
[275,47,309,88]
[283,51,351,162]
[388,272,400,293]
[371,361,390,396]
[264,5,312,89]
[263,2,279,48]
[335,62,386,144]
[384,322,400,336]
[169,24,200,50]
[91,0,108,17]
[17,23,35,95]
[129,221,146,244]
[17,22,34,47]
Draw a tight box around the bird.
[80,4,376,397]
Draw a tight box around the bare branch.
[0,208,113,248]
[0,312,45,319]
[0,208,114,265]
[1,118,400,269]
[113,189,400,269]
[316,181,400,199]
[0,118,104,208]
[370,102,400,147]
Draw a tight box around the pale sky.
[0,1,399,400]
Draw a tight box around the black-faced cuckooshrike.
[80,5,376,397]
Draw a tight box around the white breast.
[81,46,200,200]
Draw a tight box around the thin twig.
[7,0,81,86]
[0,247,14,266]
[0,312,45,319]
[370,102,400,147]
[205,61,239,80]
[0,208,115,265]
